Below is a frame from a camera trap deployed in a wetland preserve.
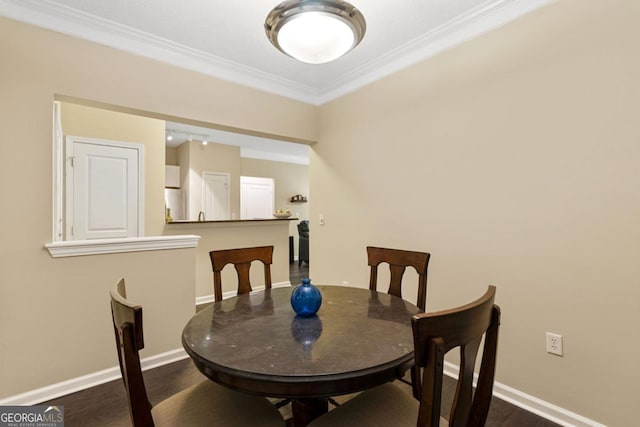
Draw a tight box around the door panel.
[203,172,230,220]
[66,137,141,240]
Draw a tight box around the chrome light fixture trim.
[265,0,366,64]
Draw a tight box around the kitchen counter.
[167,218,298,224]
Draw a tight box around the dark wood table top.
[182,285,421,399]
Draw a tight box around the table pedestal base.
[292,398,328,427]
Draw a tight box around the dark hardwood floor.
[42,262,559,426]
[289,259,310,285]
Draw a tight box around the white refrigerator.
[164,188,185,221]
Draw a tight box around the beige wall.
[241,158,310,255]
[0,17,316,399]
[166,146,178,165]
[312,2,638,425]
[60,102,166,236]
[177,141,191,206]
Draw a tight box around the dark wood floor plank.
[289,261,309,285]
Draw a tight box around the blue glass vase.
[290,278,322,317]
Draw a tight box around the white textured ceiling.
[0,0,553,105]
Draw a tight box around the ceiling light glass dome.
[265,0,366,64]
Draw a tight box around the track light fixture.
[166,128,214,146]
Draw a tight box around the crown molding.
[0,0,320,103]
[0,0,554,106]
[316,0,556,104]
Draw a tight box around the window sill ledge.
[45,235,201,258]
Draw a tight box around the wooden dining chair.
[367,246,431,391]
[110,279,284,427]
[367,246,431,311]
[209,246,274,302]
[309,286,500,427]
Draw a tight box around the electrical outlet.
[546,332,563,356]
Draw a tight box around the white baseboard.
[0,348,188,406]
[195,281,292,306]
[195,294,215,306]
[443,362,606,427]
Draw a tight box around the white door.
[66,136,143,240]
[240,176,274,219]
[203,172,230,220]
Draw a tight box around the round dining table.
[182,285,421,426]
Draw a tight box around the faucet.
[198,211,205,222]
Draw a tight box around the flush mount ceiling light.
[265,0,366,64]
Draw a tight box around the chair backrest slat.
[209,246,274,302]
[412,286,500,427]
